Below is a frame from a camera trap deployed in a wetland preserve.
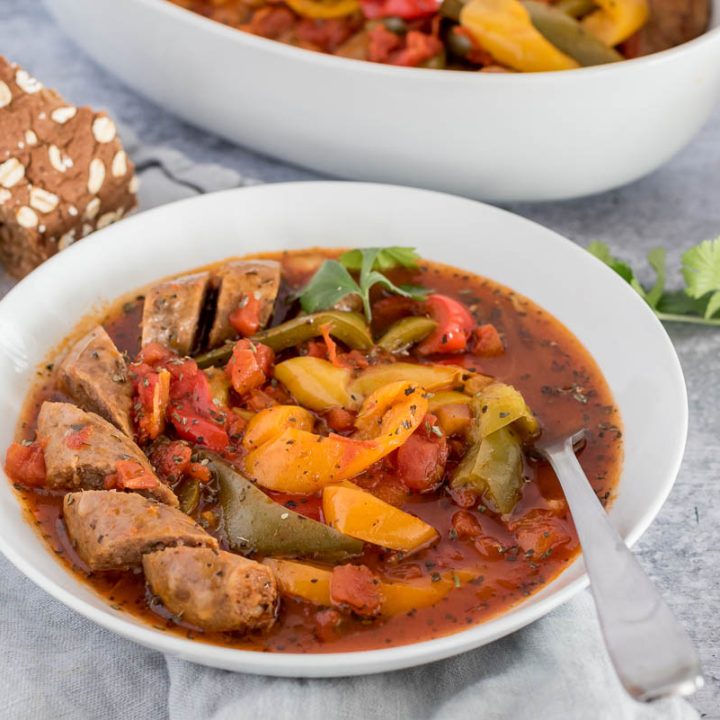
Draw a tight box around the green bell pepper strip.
[201,452,364,562]
[194,311,373,368]
[522,1,622,66]
[451,426,524,514]
[377,317,438,353]
[554,0,595,18]
[177,478,201,515]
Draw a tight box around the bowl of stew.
[44,0,720,201]
[0,182,686,675]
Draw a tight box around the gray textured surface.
[0,0,718,717]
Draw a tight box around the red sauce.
[9,251,622,653]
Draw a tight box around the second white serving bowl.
[45,0,720,202]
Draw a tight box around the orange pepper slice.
[244,381,428,494]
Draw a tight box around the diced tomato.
[324,407,357,433]
[395,414,448,493]
[133,367,171,444]
[448,485,477,508]
[450,510,504,560]
[417,294,475,355]
[330,564,382,618]
[5,442,46,487]
[227,411,248,442]
[314,608,343,642]
[149,440,192,482]
[473,535,505,561]
[244,388,279,412]
[305,340,329,359]
[187,462,212,484]
[451,510,483,540]
[111,458,159,490]
[169,405,229,452]
[244,6,296,39]
[390,31,444,67]
[229,292,262,338]
[370,295,422,332]
[65,425,93,450]
[620,31,641,59]
[335,349,369,370]
[135,342,173,367]
[319,323,340,366]
[296,17,357,53]
[509,509,573,558]
[361,0,440,20]
[225,339,274,396]
[472,324,504,357]
[368,24,402,63]
[367,476,409,507]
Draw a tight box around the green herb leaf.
[681,238,720,318]
[398,284,432,299]
[299,247,427,321]
[340,247,421,272]
[298,260,360,314]
[586,238,720,327]
[644,247,667,309]
[587,242,635,284]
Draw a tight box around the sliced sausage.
[143,546,278,632]
[634,0,710,55]
[63,490,217,571]
[58,326,133,437]
[208,260,280,347]
[141,271,210,355]
[37,401,177,506]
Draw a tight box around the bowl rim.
[0,181,688,676]
[120,0,720,81]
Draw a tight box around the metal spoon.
[535,429,703,702]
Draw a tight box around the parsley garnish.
[587,238,720,326]
[298,247,429,321]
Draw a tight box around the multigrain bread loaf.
[0,56,137,278]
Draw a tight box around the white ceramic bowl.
[0,182,687,676]
[44,0,720,202]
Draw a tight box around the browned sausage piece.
[141,271,210,355]
[208,260,281,347]
[37,401,177,506]
[143,546,278,633]
[635,0,710,55]
[58,326,133,437]
[63,490,217,571]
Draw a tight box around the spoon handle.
[541,435,703,702]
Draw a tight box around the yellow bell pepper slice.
[581,0,649,47]
[286,0,360,19]
[427,390,472,413]
[204,367,231,408]
[349,362,468,399]
[274,357,355,412]
[243,405,315,450]
[263,559,331,605]
[460,0,579,72]
[322,483,438,552]
[244,381,428,494]
[263,558,460,617]
[473,382,539,438]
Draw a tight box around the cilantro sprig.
[298,247,429,321]
[587,237,720,326]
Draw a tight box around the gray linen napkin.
[0,135,698,720]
